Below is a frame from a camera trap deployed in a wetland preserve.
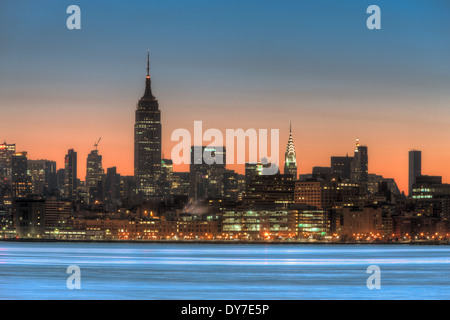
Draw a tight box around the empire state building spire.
[142,50,155,100]
[147,49,150,76]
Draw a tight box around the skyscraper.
[408,150,421,196]
[245,162,263,187]
[331,155,353,180]
[64,149,77,199]
[11,152,28,183]
[350,138,368,184]
[27,160,57,194]
[86,150,103,188]
[0,142,16,181]
[105,167,121,207]
[160,159,174,198]
[284,123,297,179]
[56,169,65,194]
[11,152,32,198]
[189,146,226,200]
[86,148,103,204]
[134,51,161,197]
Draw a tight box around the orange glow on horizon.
[4,85,450,196]
[6,120,450,196]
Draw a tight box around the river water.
[0,242,448,299]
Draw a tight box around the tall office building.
[331,155,353,180]
[245,161,278,187]
[27,160,57,194]
[189,146,226,200]
[160,159,174,197]
[223,169,240,200]
[0,142,16,181]
[56,169,65,193]
[105,167,121,207]
[284,123,297,178]
[350,139,368,184]
[44,161,57,193]
[11,152,32,198]
[245,162,263,187]
[134,51,162,197]
[86,150,103,188]
[86,149,103,204]
[11,152,28,183]
[408,150,421,196]
[120,175,136,205]
[172,172,190,196]
[64,149,77,199]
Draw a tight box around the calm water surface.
[0,242,449,299]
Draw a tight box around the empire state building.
[134,51,161,196]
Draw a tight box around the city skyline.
[2,0,450,194]
[1,50,447,195]
[2,1,450,303]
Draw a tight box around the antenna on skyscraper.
[147,49,150,77]
[94,137,102,150]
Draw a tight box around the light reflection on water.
[0,242,448,300]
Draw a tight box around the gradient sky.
[1,0,450,193]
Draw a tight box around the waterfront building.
[222,208,297,239]
[293,207,330,238]
[14,198,45,238]
[340,206,383,239]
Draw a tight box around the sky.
[1,0,450,193]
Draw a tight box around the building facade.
[64,149,77,199]
[408,150,422,196]
[189,146,226,201]
[0,142,16,181]
[134,51,162,197]
[284,124,297,178]
[350,139,368,184]
[331,155,353,180]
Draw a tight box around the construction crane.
[94,137,101,150]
